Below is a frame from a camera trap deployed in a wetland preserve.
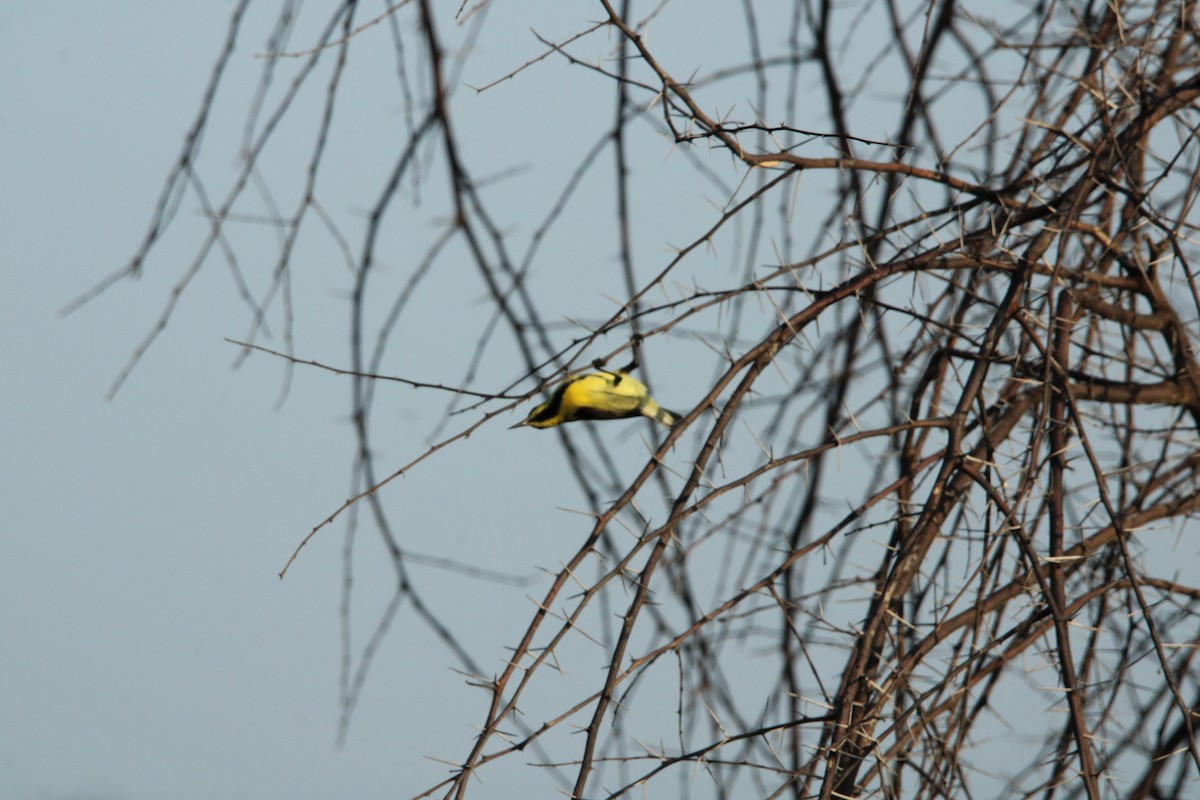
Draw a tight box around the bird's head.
[509,399,558,429]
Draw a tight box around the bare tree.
[88,1,1200,797]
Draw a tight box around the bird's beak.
[509,419,530,429]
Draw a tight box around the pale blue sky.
[3,5,521,798]
[7,3,1178,799]
[1,4,742,798]
[1,5,417,798]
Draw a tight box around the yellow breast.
[560,372,648,421]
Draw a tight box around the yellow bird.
[511,352,679,429]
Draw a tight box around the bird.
[511,348,680,430]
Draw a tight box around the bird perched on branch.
[511,345,680,429]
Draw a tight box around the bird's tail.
[643,401,681,428]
